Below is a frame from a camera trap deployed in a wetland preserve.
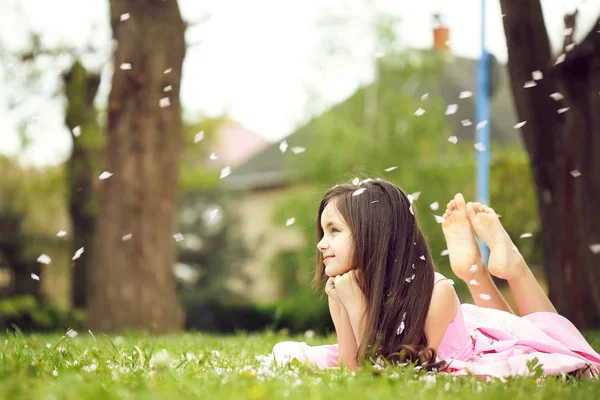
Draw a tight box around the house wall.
[227,185,305,303]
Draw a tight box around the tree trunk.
[63,60,102,310]
[86,0,186,333]
[500,0,600,328]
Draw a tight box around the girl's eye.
[331,228,339,233]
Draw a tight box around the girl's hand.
[325,277,342,304]
[333,270,365,310]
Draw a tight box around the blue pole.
[476,0,490,262]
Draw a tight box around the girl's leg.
[442,194,514,314]
[466,202,557,316]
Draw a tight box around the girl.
[272,178,600,378]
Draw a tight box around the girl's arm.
[343,296,367,350]
[329,297,359,369]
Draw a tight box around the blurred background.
[1,0,599,335]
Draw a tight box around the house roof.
[222,55,520,192]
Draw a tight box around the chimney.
[432,13,450,52]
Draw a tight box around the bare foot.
[441,193,482,282]
[466,202,526,281]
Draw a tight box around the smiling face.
[317,200,355,277]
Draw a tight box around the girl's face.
[317,201,354,277]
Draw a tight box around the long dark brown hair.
[313,178,445,369]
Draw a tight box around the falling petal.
[164,85,172,92]
[291,147,306,154]
[414,107,426,116]
[120,13,130,21]
[122,233,133,241]
[550,92,564,101]
[164,68,172,74]
[445,104,458,115]
[220,166,231,179]
[352,188,367,196]
[459,91,473,99]
[173,233,184,242]
[520,232,533,238]
[420,255,425,261]
[512,245,520,253]
[194,131,204,143]
[440,249,449,256]
[285,217,295,227]
[99,171,113,180]
[557,107,570,114]
[555,54,566,65]
[384,166,397,172]
[37,254,51,264]
[31,273,40,281]
[461,119,472,127]
[370,200,379,204]
[469,264,479,273]
[209,153,218,160]
[409,204,414,215]
[411,192,421,201]
[430,202,439,211]
[448,135,458,144]
[474,142,486,152]
[589,244,600,254]
[514,121,527,129]
[532,70,543,80]
[396,320,405,335]
[120,63,132,70]
[563,27,573,35]
[72,126,81,137]
[407,194,414,204]
[279,140,288,153]
[447,279,455,285]
[469,279,480,286]
[72,247,84,260]
[523,80,537,88]
[159,97,171,108]
[56,230,67,238]
[434,215,444,223]
[476,120,488,130]
[421,93,429,101]
[570,169,581,177]
[479,294,491,301]
[66,328,78,338]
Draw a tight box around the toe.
[466,202,477,220]
[454,193,466,210]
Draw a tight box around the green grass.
[1,330,599,400]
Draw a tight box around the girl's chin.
[325,265,350,277]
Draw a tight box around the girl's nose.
[317,238,329,251]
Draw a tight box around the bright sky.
[0,0,598,167]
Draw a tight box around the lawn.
[1,329,599,399]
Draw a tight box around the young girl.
[272,178,600,378]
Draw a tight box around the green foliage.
[0,332,598,398]
[0,296,84,332]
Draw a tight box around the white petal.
[410,192,421,201]
[164,85,173,92]
[291,147,306,154]
[570,169,581,177]
[420,255,426,261]
[523,80,537,88]
[469,264,479,273]
[461,119,472,127]
[352,188,366,197]
[173,233,184,242]
[421,93,429,101]
[352,178,360,185]
[520,232,533,238]
[513,121,527,129]
[384,166,397,172]
[469,279,480,286]
[532,70,543,80]
[414,107,426,116]
[430,202,439,211]
[120,13,130,22]
[396,320,405,335]
[164,68,172,74]
[557,107,570,114]
[159,97,171,108]
[72,126,81,137]
[479,294,491,300]
[194,131,204,143]
[122,233,133,241]
[37,254,51,264]
[285,217,295,227]
[434,215,445,223]
[66,328,78,338]
[447,135,458,144]
[459,91,473,99]
[279,140,288,153]
[440,249,449,256]
[550,92,564,101]
[99,171,113,180]
[220,166,231,179]
[589,244,600,254]
[476,120,488,130]
[474,142,486,152]
[445,104,458,115]
[209,153,218,160]
[119,63,132,70]
[555,54,566,65]
[31,273,40,281]
[56,230,67,238]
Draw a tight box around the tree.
[63,61,103,310]
[86,0,187,333]
[500,1,600,328]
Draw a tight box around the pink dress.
[272,272,600,378]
